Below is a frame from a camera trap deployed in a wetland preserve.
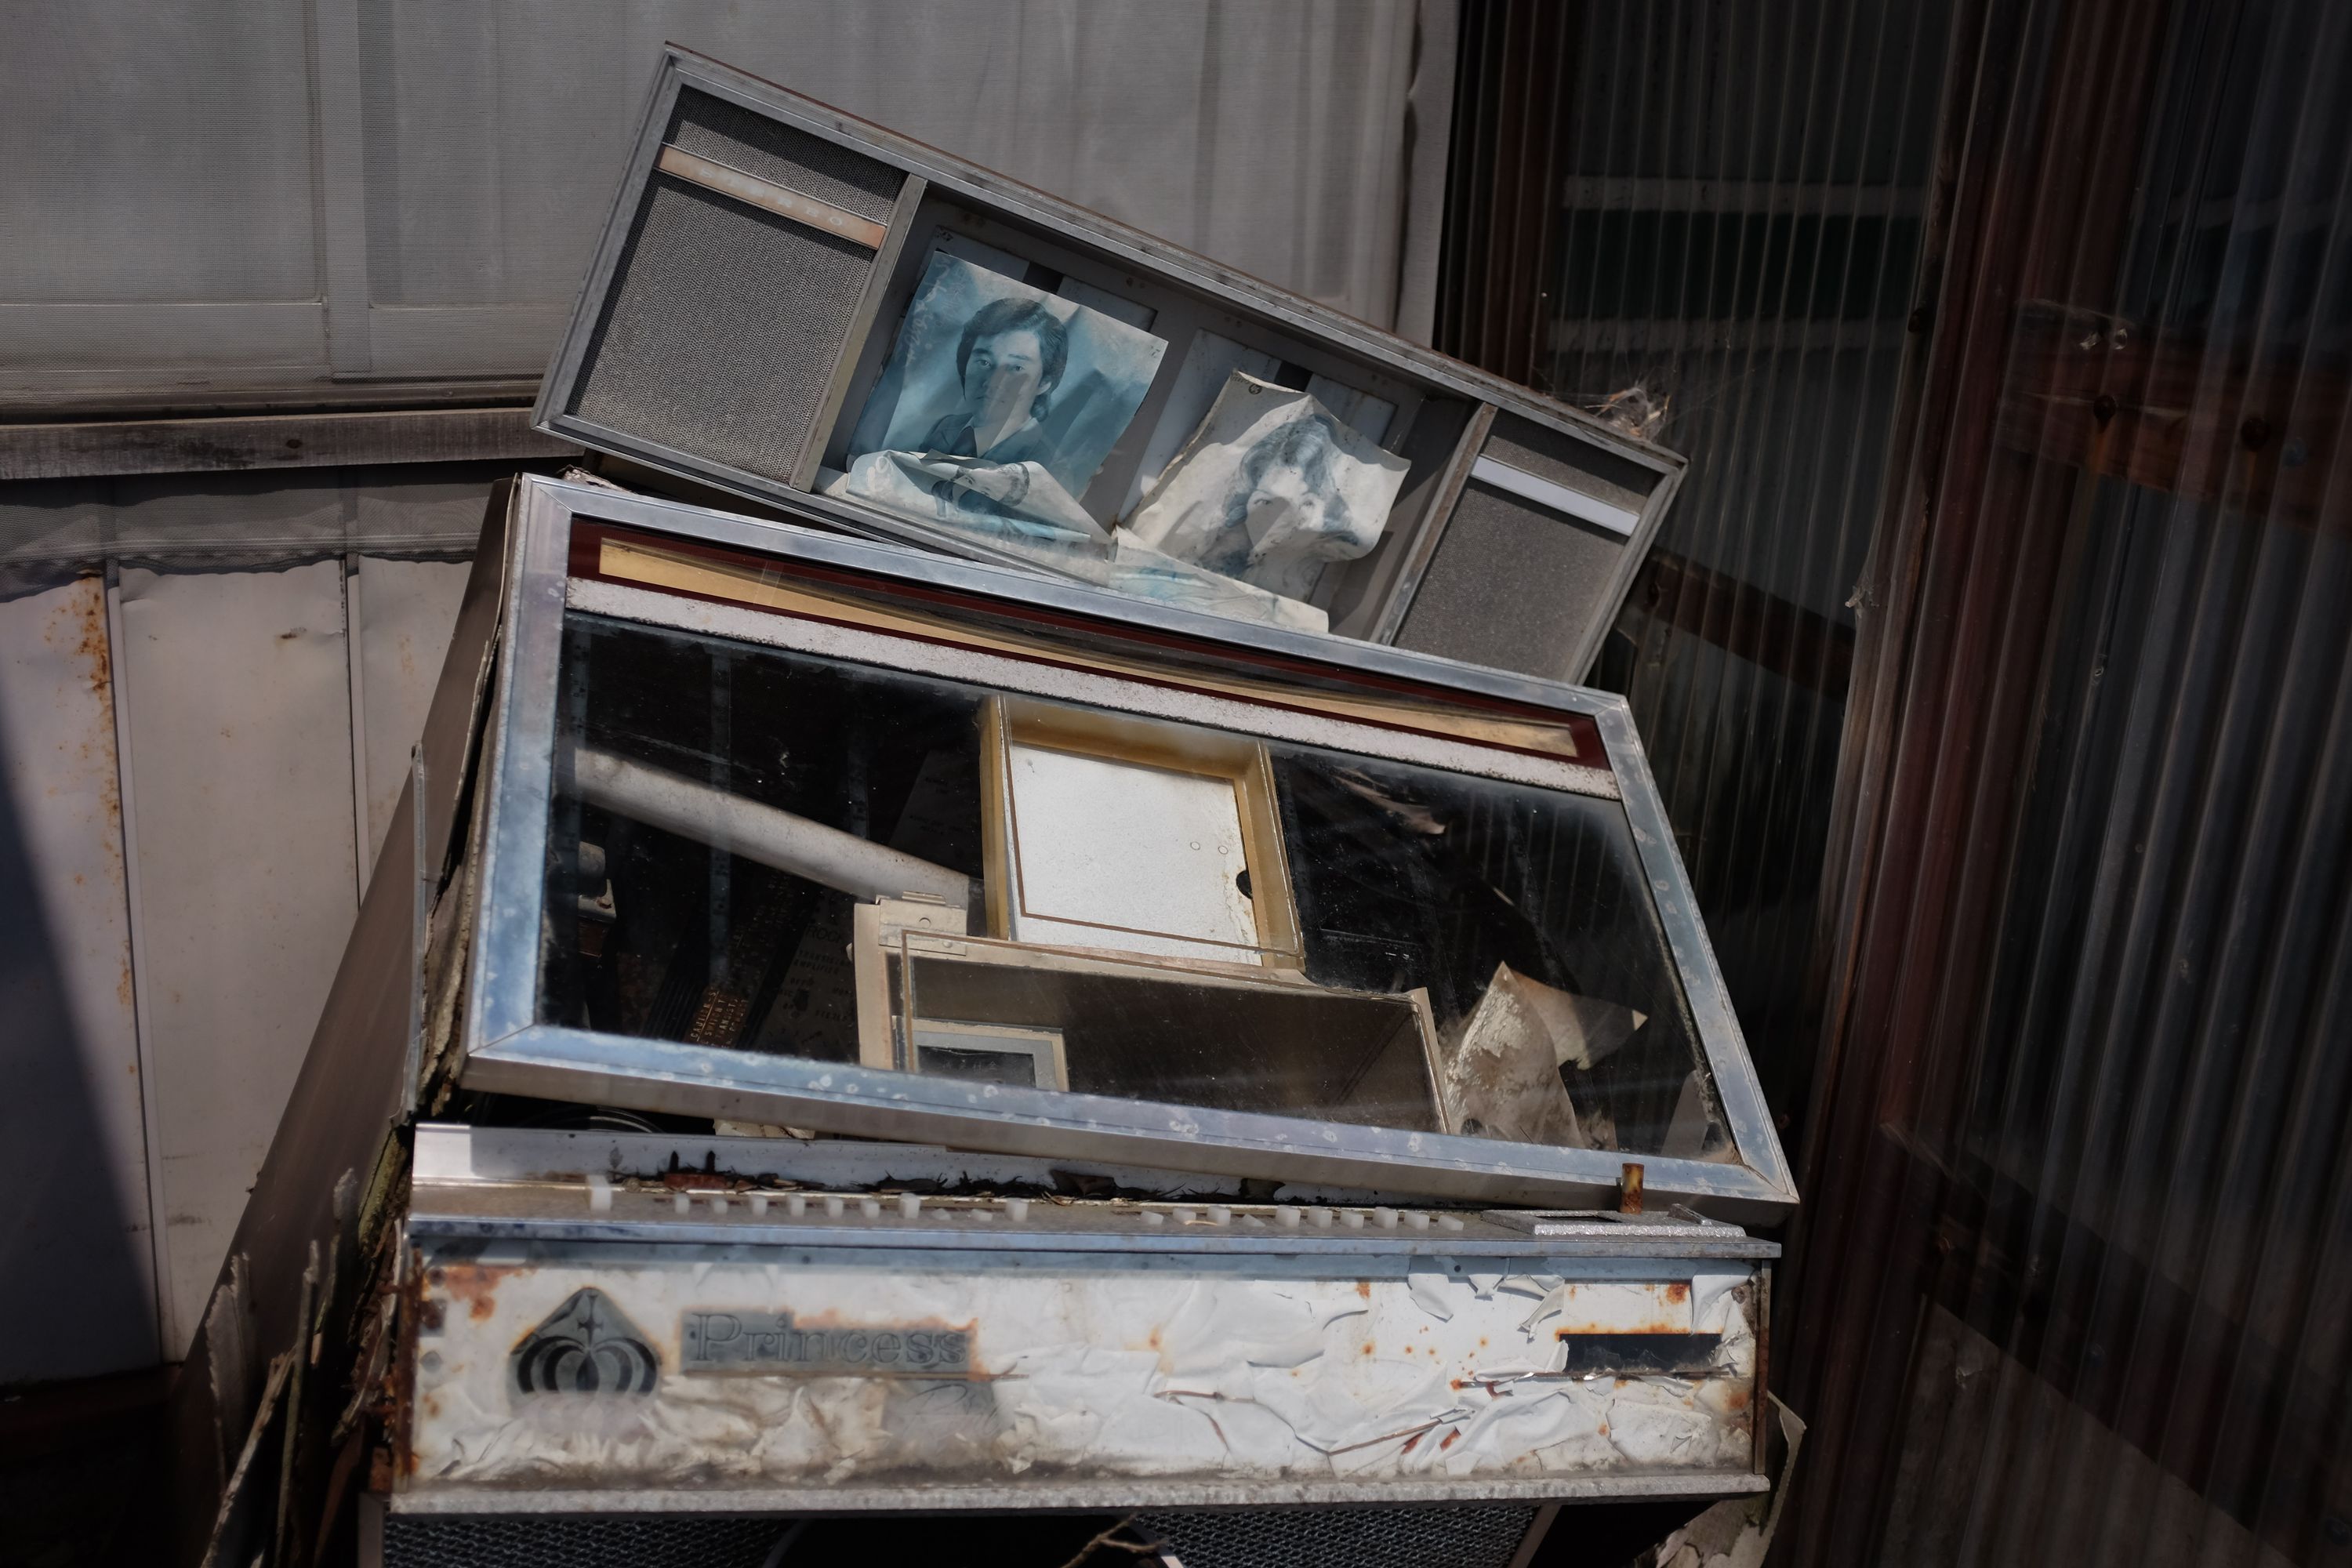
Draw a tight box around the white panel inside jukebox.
[1005,741,1258,963]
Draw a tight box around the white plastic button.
[1142,1210,1167,1225]
[1403,1210,1429,1231]
[1306,1207,1334,1228]
[586,1174,613,1213]
[709,1194,728,1214]
[1172,1206,1197,1225]
[750,1193,770,1216]
[1207,1205,1232,1225]
[1274,1206,1301,1228]
[1005,1198,1029,1221]
[898,1194,923,1219]
[1372,1207,1398,1229]
[785,1193,807,1218]
[673,1192,690,1215]
[1341,1210,1367,1229]
[824,1195,846,1218]
[860,1197,882,1220]
[1438,1214,1465,1231]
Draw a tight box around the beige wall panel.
[114,564,358,1354]
[354,556,474,884]
[0,576,155,1381]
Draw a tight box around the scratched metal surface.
[400,1232,1762,1501]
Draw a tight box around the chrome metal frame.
[530,48,1686,682]
[461,476,1796,1220]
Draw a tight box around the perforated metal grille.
[669,89,903,223]
[1137,1504,1539,1567]
[1396,478,1624,681]
[569,175,877,481]
[381,1508,1538,1568]
[382,1514,789,1568]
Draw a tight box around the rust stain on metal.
[1619,1161,1645,1214]
[1666,1282,1690,1304]
[1356,1281,1372,1300]
[434,1264,520,1324]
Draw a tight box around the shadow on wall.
[0,667,158,1388]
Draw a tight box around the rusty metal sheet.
[400,1236,1759,1502]
[0,575,155,1381]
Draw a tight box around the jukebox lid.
[532,47,1686,688]
[449,474,1793,1221]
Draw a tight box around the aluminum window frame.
[461,475,1795,1220]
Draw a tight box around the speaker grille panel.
[383,1515,789,1568]
[1138,1505,1538,1566]
[1396,479,1624,681]
[382,1506,1537,1568]
[570,176,880,481]
[670,88,903,223]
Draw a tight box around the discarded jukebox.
[363,473,1795,1540]
[175,47,1794,1568]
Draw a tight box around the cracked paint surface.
[406,1250,1757,1490]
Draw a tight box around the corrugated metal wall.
[1446,0,2350,1561]
[1789,0,2352,1560]
[1439,0,1955,1133]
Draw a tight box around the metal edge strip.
[459,482,571,1055]
[389,1470,1771,1513]
[468,1023,1797,1216]
[1595,701,1796,1199]
[401,1210,1780,1260]
[1468,453,1643,537]
[654,143,888,249]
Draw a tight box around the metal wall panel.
[1780,0,2352,1561]
[112,563,361,1355]
[0,2,318,302]
[0,576,155,1381]
[354,557,474,882]
[0,466,514,1381]
[1,2,1453,401]
[1436,0,1955,1140]
[1440,0,2352,1559]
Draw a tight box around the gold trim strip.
[655,144,888,249]
[595,536,1592,763]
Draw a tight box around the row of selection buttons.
[585,1176,1468,1232]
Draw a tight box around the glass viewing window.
[461,477,1795,1217]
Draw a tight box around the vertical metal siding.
[1446,0,2348,1560]
[1791,0,2352,1559]
[0,466,501,1373]
[1439,0,1955,1138]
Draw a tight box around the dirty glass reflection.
[539,613,1730,1160]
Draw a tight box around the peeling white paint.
[406,1250,1757,1494]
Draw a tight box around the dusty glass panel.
[539,612,1730,1160]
